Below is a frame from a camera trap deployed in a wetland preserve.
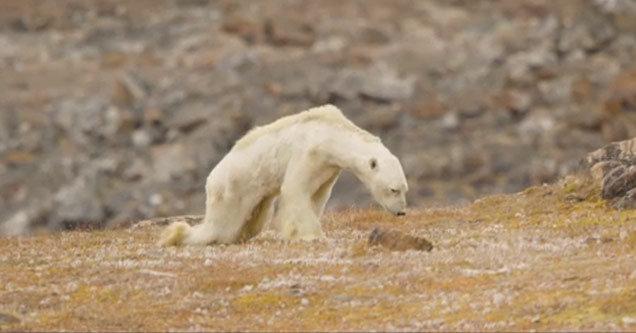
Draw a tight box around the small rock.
[113,71,150,106]
[5,150,36,165]
[518,113,554,137]
[450,91,486,119]
[564,105,602,131]
[149,193,164,206]
[613,187,636,209]
[143,106,163,125]
[164,104,211,134]
[407,96,445,120]
[492,293,506,306]
[330,67,415,102]
[359,71,414,102]
[132,129,152,148]
[300,298,309,306]
[558,11,616,53]
[441,112,460,130]
[368,227,433,252]
[123,159,148,181]
[265,17,315,47]
[623,316,636,325]
[356,26,392,45]
[222,14,262,43]
[357,107,400,132]
[492,89,532,114]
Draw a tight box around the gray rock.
[330,67,415,102]
[50,174,105,230]
[355,26,392,45]
[602,166,636,199]
[613,187,636,209]
[122,159,149,181]
[558,10,616,53]
[1,211,33,236]
[585,137,636,167]
[52,98,137,147]
[222,14,262,44]
[358,74,415,102]
[164,102,214,133]
[595,0,636,14]
[151,143,198,183]
[590,160,624,183]
[132,129,153,148]
[506,45,558,84]
[265,17,315,47]
[113,71,150,107]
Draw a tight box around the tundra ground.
[1,177,636,331]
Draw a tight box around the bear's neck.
[321,130,381,180]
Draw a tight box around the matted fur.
[233,104,380,150]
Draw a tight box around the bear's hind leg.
[237,195,276,242]
[197,194,257,244]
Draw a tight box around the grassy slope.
[1,176,636,331]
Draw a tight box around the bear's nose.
[396,211,406,216]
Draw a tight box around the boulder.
[584,136,636,208]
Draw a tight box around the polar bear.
[158,104,408,246]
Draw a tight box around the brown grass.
[1,177,636,331]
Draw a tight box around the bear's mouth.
[383,205,406,216]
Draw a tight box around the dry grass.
[1,177,636,331]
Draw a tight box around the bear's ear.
[369,158,378,170]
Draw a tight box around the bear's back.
[232,104,378,151]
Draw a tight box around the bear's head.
[359,152,408,216]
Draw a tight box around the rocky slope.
[1,0,636,234]
[1,176,635,331]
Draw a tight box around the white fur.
[158,104,408,246]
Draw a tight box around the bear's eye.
[390,188,400,194]
[369,158,378,170]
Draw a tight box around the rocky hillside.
[1,0,636,234]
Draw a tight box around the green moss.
[625,232,636,247]
[600,289,636,316]
[233,292,289,311]
[544,304,610,326]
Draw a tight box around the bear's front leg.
[275,150,326,241]
[276,195,325,241]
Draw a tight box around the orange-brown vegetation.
[1,176,635,331]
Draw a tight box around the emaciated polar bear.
[158,104,408,246]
